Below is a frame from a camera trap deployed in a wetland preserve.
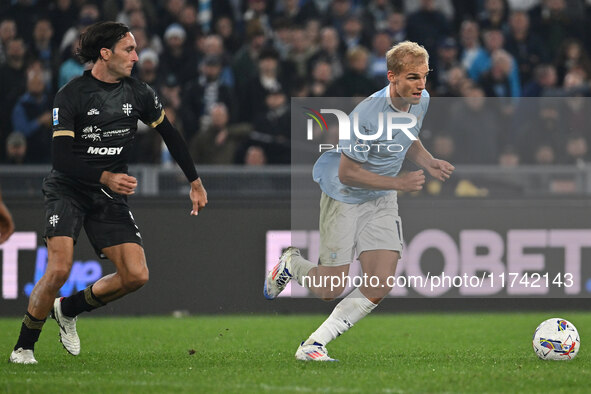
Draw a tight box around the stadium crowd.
[1,0,591,167]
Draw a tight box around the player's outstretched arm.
[155,116,208,216]
[407,139,455,181]
[0,189,15,244]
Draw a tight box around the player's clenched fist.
[394,170,425,192]
[100,172,138,195]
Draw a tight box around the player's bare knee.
[44,267,71,288]
[121,266,149,292]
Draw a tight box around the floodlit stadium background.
[2,0,591,314]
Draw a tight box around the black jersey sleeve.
[137,81,165,128]
[155,116,198,182]
[51,86,104,182]
[52,86,77,138]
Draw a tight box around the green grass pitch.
[2,312,590,393]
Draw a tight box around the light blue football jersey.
[313,85,430,204]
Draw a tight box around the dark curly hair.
[77,21,130,63]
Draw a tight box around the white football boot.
[264,247,299,300]
[51,297,80,356]
[9,348,37,364]
[295,342,337,362]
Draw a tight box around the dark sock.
[14,312,46,351]
[60,285,105,317]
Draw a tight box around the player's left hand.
[190,178,208,216]
[426,159,455,182]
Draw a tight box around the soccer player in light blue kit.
[265,41,455,361]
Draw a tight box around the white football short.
[319,191,403,267]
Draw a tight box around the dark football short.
[42,174,143,259]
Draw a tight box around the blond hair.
[386,41,429,74]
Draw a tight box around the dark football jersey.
[51,70,164,185]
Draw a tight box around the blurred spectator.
[242,48,286,122]
[57,40,84,89]
[178,3,201,48]
[128,11,163,53]
[47,0,77,50]
[0,37,27,161]
[432,37,460,90]
[459,20,488,81]
[273,0,319,26]
[244,145,266,165]
[362,0,396,35]
[244,0,272,38]
[249,89,291,164]
[308,26,344,80]
[406,0,451,58]
[563,133,589,166]
[0,18,17,65]
[341,15,370,51]
[12,65,52,163]
[324,0,355,37]
[271,18,293,60]
[31,18,60,94]
[479,49,521,97]
[215,16,241,54]
[386,11,407,44]
[505,10,548,86]
[478,0,509,31]
[4,132,27,165]
[202,34,234,87]
[159,23,198,87]
[5,0,36,44]
[521,64,557,96]
[533,144,557,165]
[448,86,500,164]
[157,0,186,36]
[368,31,392,87]
[309,59,334,97]
[498,145,521,167]
[232,21,267,101]
[404,0,455,21]
[529,0,585,59]
[327,46,378,97]
[287,25,315,79]
[136,48,162,88]
[436,64,470,96]
[59,3,100,54]
[181,54,235,141]
[518,103,565,163]
[190,103,249,164]
[554,40,591,85]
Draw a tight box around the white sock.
[290,254,315,286]
[305,288,377,346]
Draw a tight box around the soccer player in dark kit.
[9,21,208,364]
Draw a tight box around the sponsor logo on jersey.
[102,128,130,138]
[52,108,59,125]
[87,146,123,155]
[87,108,100,115]
[122,103,133,116]
[81,125,102,141]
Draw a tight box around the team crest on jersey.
[122,103,133,116]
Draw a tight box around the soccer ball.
[532,318,580,360]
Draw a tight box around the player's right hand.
[100,171,137,195]
[395,170,425,192]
